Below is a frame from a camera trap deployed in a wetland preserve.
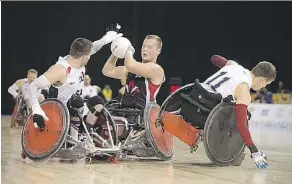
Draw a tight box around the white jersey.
[201,63,252,101]
[48,56,85,105]
[20,78,30,100]
[81,85,97,99]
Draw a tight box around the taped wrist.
[249,144,259,153]
[235,104,254,147]
[28,75,51,107]
[8,83,19,98]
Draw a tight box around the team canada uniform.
[121,71,164,109]
[47,56,85,105]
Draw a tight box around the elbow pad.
[210,55,227,68]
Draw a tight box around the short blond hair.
[145,35,162,50]
[251,61,276,81]
[28,69,38,75]
[85,74,91,80]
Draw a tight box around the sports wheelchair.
[155,79,250,166]
[11,95,30,128]
[21,97,174,163]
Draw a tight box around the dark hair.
[69,38,93,58]
[251,61,276,81]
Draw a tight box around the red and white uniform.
[121,71,164,109]
[48,56,85,105]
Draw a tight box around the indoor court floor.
[1,115,292,184]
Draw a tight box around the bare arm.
[235,83,251,105]
[234,83,258,153]
[102,54,127,80]
[124,53,164,85]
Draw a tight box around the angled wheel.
[144,102,174,161]
[11,98,23,127]
[21,99,70,162]
[203,102,246,166]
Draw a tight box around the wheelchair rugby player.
[157,55,276,169]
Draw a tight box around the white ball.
[111,37,131,59]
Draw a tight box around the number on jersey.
[206,71,230,89]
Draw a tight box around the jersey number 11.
[206,71,230,89]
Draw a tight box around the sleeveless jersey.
[122,72,164,109]
[201,63,252,101]
[48,56,85,105]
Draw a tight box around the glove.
[32,104,49,132]
[102,23,123,45]
[251,151,268,169]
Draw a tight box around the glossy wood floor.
[1,115,292,184]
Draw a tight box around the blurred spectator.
[81,75,98,100]
[253,87,273,104]
[102,84,113,102]
[277,81,290,93]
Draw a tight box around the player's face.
[81,53,91,67]
[252,77,272,90]
[141,38,160,63]
[27,72,37,84]
[85,77,91,86]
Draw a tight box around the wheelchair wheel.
[10,98,24,127]
[203,102,245,166]
[160,83,195,113]
[144,102,174,161]
[21,99,70,162]
[105,100,120,109]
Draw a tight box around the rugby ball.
[111,37,131,59]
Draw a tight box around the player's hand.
[251,151,268,169]
[32,104,49,132]
[126,45,135,56]
[102,23,123,45]
[14,94,21,103]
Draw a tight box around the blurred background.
[2,1,292,114]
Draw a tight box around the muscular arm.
[102,54,127,79]
[124,53,164,85]
[28,65,67,108]
[234,83,258,153]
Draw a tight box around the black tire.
[203,102,245,166]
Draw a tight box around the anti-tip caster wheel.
[109,155,118,164]
[119,151,128,160]
[85,156,92,164]
[21,151,26,159]
[190,145,198,153]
